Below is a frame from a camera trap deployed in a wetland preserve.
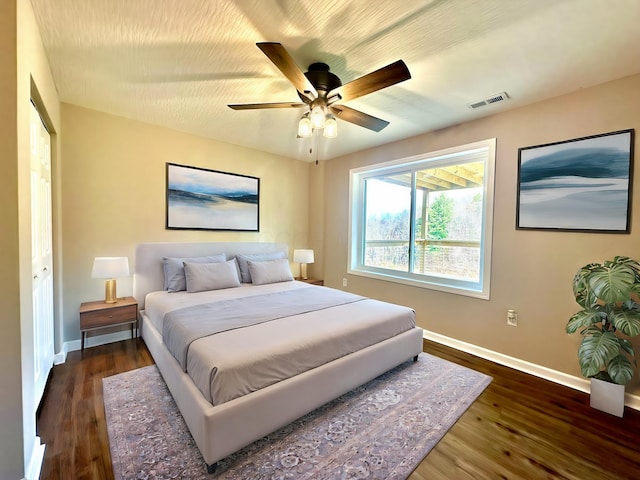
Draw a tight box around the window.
[349,139,496,299]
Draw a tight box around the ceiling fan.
[228,42,411,137]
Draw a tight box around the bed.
[134,242,424,474]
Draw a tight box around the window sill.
[347,268,490,300]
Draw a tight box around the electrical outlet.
[342,278,348,287]
[507,309,518,327]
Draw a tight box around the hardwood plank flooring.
[37,338,640,479]
[412,340,640,480]
[38,339,153,480]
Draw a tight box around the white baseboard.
[423,330,640,412]
[24,436,45,480]
[53,350,66,365]
[61,330,136,356]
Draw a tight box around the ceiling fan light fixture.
[297,114,312,137]
[323,115,337,138]
[230,43,412,140]
[310,104,326,129]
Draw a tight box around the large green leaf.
[577,327,620,377]
[617,337,636,358]
[610,309,640,337]
[606,354,634,385]
[610,255,640,273]
[588,262,636,304]
[573,263,601,308]
[566,309,603,334]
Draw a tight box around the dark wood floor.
[38,339,153,480]
[37,338,640,479]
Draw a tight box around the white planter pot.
[590,378,625,417]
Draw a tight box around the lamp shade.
[323,115,337,138]
[310,105,325,129]
[293,249,314,264]
[91,257,130,279]
[298,114,312,137]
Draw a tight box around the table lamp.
[92,257,130,303]
[293,249,314,280]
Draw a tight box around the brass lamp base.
[104,279,118,304]
[300,263,308,280]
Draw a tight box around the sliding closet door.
[30,101,54,409]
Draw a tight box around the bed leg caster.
[413,355,419,362]
[206,462,218,474]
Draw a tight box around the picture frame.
[516,129,634,233]
[166,163,259,231]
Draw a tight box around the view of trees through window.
[351,139,494,297]
[364,161,484,281]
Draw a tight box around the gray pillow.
[248,258,294,285]
[183,259,241,293]
[235,251,287,283]
[163,254,226,292]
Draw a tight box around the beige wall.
[60,104,312,342]
[0,1,23,477]
[323,74,640,397]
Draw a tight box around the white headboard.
[134,242,288,309]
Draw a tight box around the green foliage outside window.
[427,194,454,252]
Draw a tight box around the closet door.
[30,101,54,409]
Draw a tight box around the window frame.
[348,138,496,299]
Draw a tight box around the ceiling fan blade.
[228,102,306,110]
[257,42,317,101]
[329,60,411,102]
[330,105,390,132]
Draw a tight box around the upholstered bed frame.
[134,242,424,473]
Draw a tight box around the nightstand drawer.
[80,304,136,329]
[79,296,138,351]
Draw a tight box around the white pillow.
[248,258,294,285]
[235,251,287,283]
[183,259,241,293]
[163,254,226,292]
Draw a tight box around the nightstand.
[79,296,138,351]
[297,278,324,286]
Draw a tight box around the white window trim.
[348,138,496,299]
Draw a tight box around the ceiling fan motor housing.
[299,62,342,102]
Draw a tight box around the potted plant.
[566,256,640,416]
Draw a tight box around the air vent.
[467,92,510,110]
[486,92,509,104]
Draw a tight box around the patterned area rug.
[103,353,491,479]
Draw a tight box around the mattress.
[144,281,416,405]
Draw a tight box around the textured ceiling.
[30,0,640,162]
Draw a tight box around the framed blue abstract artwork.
[516,129,634,233]
[166,163,259,231]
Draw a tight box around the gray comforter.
[146,282,416,405]
[163,287,365,371]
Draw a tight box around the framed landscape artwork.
[166,163,259,231]
[516,129,634,233]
